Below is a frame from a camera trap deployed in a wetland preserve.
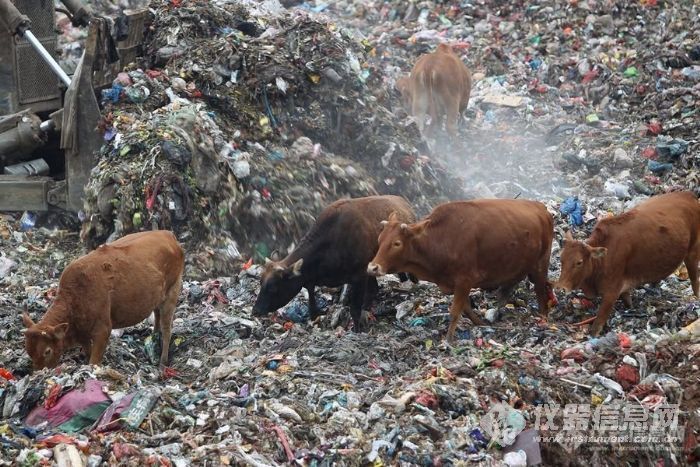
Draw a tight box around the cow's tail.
[416,67,437,123]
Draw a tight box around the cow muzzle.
[367,262,385,277]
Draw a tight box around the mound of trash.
[79,0,464,277]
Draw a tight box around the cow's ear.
[270,250,281,262]
[564,230,574,242]
[407,220,428,237]
[590,247,607,259]
[437,43,453,54]
[290,258,303,276]
[264,257,272,265]
[53,323,68,340]
[387,211,399,222]
[22,312,35,328]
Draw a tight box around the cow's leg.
[590,293,619,337]
[158,276,181,370]
[80,338,93,361]
[307,285,319,319]
[426,97,439,139]
[412,88,429,137]
[447,286,485,342]
[529,272,550,318]
[445,97,460,140]
[496,282,516,307]
[363,276,379,309]
[530,241,553,318]
[350,278,368,332]
[153,309,161,334]
[88,325,112,365]
[684,246,699,297]
[620,290,633,308]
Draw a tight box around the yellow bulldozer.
[0,0,146,214]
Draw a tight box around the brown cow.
[253,195,417,331]
[396,43,472,139]
[367,199,554,342]
[555,191,700,336]
[22,230,184,372]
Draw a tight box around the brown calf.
[556,191,700,336]
[22,230,184,371]
[396,43,472,139]
[367,199,554,342]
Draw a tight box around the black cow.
[252,195,417,331]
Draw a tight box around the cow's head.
[252,253,305,316]
[555,231,607,292]
[368,212,427,277]
[436,42,456,55]
[22,312,68,370]
[395,77,412,110]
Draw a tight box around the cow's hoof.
[589,322,604,337]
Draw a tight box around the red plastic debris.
[646,120,663,135]
[270,425,295,463]
[450,41,470,50]
[582,68,599,84]
[629,383,659,399]
[242,258,253,270]
[113,442,142,460]
[146,70,163,80]
[615,364,640,390]
[145,188,156,211]
[36,434,87,450]
[683,423,698,463]
[617,332,632,348]
[145,454,172,467]
[44,383,63,409]
[283,321,294,331]
[161,367,178,379]
[0,368,15,381]
[415,390,439,409]
[642,147,658,159]
[560,348,586,363]
[546,283,558,307]
[528,79,548,93]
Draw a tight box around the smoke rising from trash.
[424,105,570,202]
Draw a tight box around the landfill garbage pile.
[1,211,699,466]
[56,0,150,75]
[78,0,465,277]
[3,0,700,465]
[317,0,700,204]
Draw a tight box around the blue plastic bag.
[559,197,583,226]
